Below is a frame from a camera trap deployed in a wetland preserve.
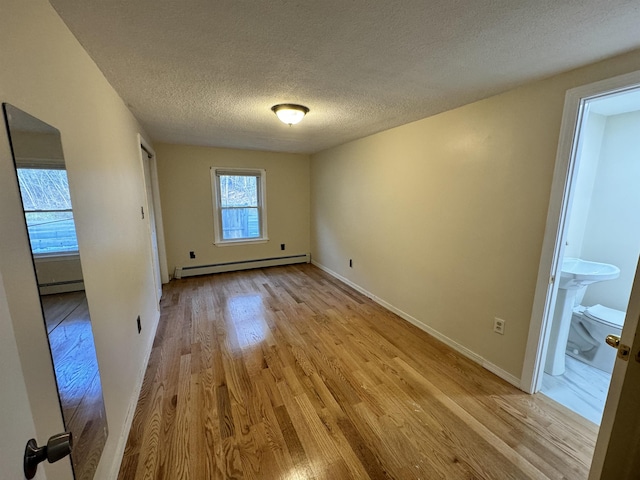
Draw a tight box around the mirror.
[3,104,108,480]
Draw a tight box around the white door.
[0,272,42,479]
[141,145,162,304]
[589,262,640,478]
[0,272,74,480]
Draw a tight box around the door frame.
[137,135,169,293]
[521,69,640,394]
[520,69,640,477]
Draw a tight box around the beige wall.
[155,143,310,274]
[11,130,65,164]
[311,49,640,380]
[35,256,84,291]
[0,0,160,478]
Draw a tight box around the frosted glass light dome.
[271,104,309,125]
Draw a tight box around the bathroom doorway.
[538,87,640,424]
[520,71,640,477]
[520,70,640,434]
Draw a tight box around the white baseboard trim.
[106,307,160,479]
[481,361,521,388]
[311,260,521,389]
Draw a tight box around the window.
[16,168,79,255]
[211,168,267,244]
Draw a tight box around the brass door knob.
[605,334,631,361]
[605,334,621,349]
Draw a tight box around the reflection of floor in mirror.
[40,291,108,480]
[41,290,87,333]
[541,354,612,425]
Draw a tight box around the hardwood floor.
[118,264,596,479]
[40,291,108,480]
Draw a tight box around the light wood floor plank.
[118,264,595,479]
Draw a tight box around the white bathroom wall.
[582,110,640,311]
[564,112,606,258]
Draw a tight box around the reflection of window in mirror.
[17,167,79,255]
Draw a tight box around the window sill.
[214,238,269,247]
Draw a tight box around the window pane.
[17,168,73,211]
[17,168,78,254]
[219,175,258,208]
[25,211,79,254]
[221,208,260,240]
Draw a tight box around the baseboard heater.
[174,253,310,279]
[39,280,85,295]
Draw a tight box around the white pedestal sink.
[544,258,620,376]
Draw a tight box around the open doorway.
[520,71,640,479]
[521,71,640,450]
[538,88,640,424]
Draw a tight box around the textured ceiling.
[49,0,640,154]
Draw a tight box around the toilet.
[566,304,625,374]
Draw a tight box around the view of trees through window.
[218,174,260,240]
[17,168,79,254]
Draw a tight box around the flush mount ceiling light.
[271,104,309,125]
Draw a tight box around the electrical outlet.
[349,259,353,268]
[493,318,505,335]
[281,243,285,250]
[189,251,196,259]
[137,315,142,334]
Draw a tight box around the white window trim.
[211,167,268,246]
[33,252,80,261]
[32,251,80,260]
